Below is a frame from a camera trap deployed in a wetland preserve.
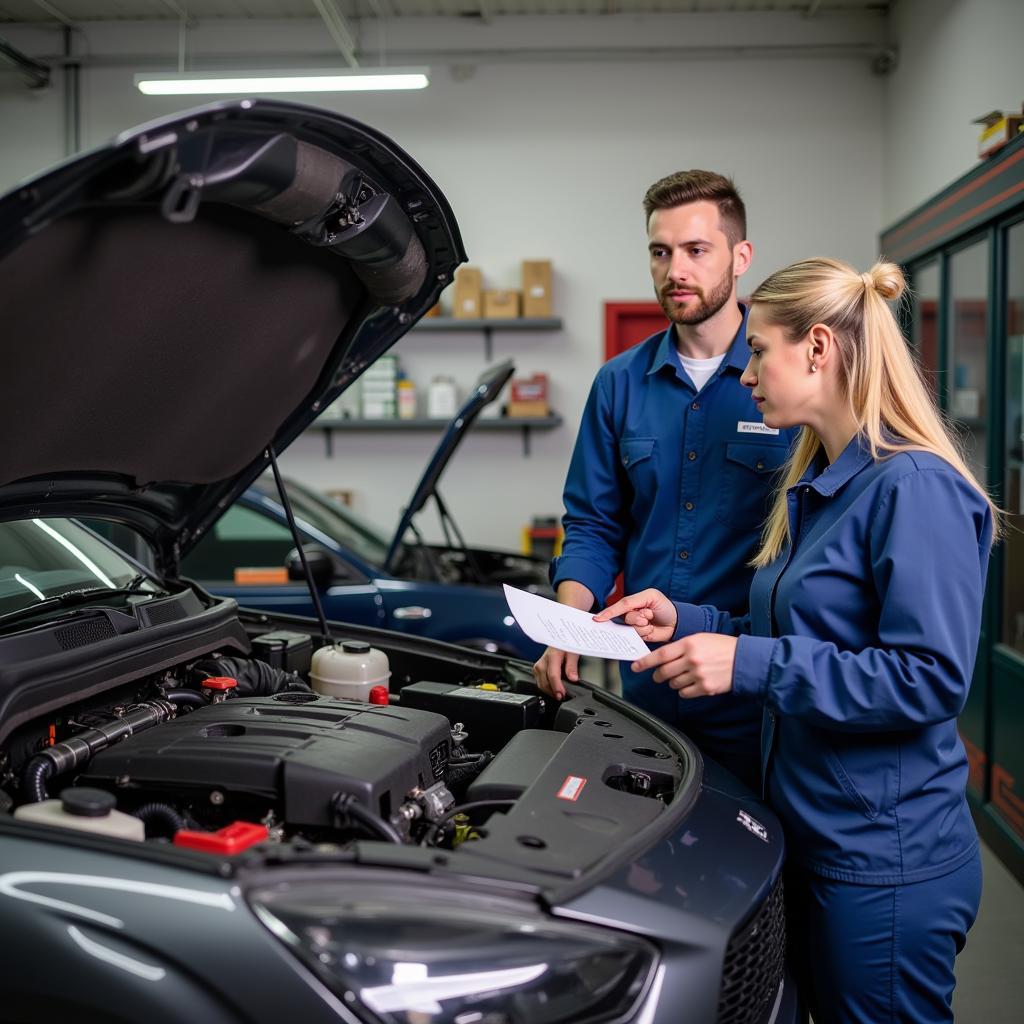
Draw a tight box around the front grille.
[717,875,786,1024]
[55,617,117,650]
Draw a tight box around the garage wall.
[0,14,886,551]
[883,0,1024,225]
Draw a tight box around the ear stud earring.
[810,363,818,373]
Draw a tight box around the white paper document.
[502,584,651,661]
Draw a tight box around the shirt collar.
[799,432,876,497]
[646,302,751,378]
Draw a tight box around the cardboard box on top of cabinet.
[521,260,553,317]
[453,266,483,319]
[484,289,521,319]
[973,106,1024,159]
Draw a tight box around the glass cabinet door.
[947,239,990,484]
[1003,222,1024,655]
[911,261,940,396]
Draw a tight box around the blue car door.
[182,504,385,628]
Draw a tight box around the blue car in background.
[182,362,550,659]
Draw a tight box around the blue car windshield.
[284,486,391,569]
[0,518,163,618]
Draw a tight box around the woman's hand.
[631,633,738,697]
[593,588,677,644]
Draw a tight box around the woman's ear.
[808,323,836,369]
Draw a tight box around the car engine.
[0,594,685,864]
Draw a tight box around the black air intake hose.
[164,689,206,710]
[135,802,187,839]
[22,758,53,805]
[21,700,176,803]
[192,656,310,698]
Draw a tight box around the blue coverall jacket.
[551,307,798,785]
[671,435,993,884]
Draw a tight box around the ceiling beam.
[29,0,77,29]
[312,0,360,68]
[0,34,50,89]
[155,0,197,25]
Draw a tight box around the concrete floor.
[953,841,1024,1021]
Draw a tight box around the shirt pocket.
[618,437,658,512]
[714,440,788,532]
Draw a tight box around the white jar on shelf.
[427,376,458,419]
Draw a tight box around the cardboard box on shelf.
[453,266,483,319]
[521,260,553,318]
[484,289,521,319]
[974,106,1024,158]
[507,399,549,418]
[507,373,549,418]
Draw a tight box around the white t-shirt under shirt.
[677,350,726,392]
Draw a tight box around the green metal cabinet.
[881,134,1024,882]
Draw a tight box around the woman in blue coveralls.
[595,257,998,1023]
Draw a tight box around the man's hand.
[593,588,677,644]
[532,647,579,701]
[630,633,738,697]
[532,580,595,701]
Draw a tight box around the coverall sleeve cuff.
[670,601,707,641]
[549,556,610,610]
[732,634,777,701]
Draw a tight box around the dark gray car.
[0,101,795,1024]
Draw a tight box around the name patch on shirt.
[737,421,780,435]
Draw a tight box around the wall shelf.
[308,414,563,456]
[411,316,563,360]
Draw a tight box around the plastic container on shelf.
[310,640,391,702]
[397,378,418,419]
[427,376,458,419]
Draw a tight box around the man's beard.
[658,261,735,325]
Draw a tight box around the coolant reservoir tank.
[310,640,390,702]
[14,787,145,841]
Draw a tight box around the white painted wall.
[0,15,886,550]
[883,0,1024,225]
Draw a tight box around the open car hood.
[0,99,464,575]
[384,360,514,572]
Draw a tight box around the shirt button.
[691,401,701,411]
[622,455,629,465]
[756,460,765,470]
[687,450,697,461]
[679,550,689,560]
[685,501,694,511]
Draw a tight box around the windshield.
[283,484,391,568]
[0,518,163,619]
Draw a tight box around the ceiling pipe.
[0,34,50,89]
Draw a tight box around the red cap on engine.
[369,685,390,705]
[201,676,238,691]
[173,821,268,855]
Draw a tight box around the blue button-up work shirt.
[672,436,993,884]
[551,306,797,777]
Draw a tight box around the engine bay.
[0,588,691,878]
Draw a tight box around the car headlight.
[250,883,657,1023]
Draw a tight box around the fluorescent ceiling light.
[135,68,429,96]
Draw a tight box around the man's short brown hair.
[643,170,746,247]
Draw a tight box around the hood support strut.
[267,446,332,648]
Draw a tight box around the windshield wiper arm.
[0,582,158,629]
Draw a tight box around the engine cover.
[82,694,451,827]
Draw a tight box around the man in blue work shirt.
[534,170,796,790]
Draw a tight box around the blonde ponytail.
[750,258,999,567]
